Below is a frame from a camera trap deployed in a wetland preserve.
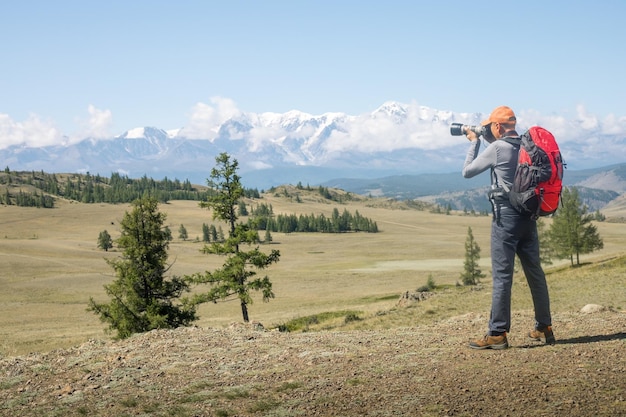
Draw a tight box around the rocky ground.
[1,308,625,417]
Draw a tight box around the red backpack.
[504,126,565,219]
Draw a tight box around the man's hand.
[466,130,478,142]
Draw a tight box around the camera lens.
[450,123,464,136]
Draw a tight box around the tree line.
[248,203,378,233]
[0,168,262,207]
[0,189,55,208]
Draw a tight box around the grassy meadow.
[1,186,625,356]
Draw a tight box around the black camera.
[450,123,495,142]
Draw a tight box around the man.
[462,105,555,349]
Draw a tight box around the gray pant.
[489,209,552,335]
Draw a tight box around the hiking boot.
[528,326,556,345]
[469,334,508,350]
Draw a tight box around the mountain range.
[2,102,625,194]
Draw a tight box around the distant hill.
[321,163,626,212]
[321,172,485,199]
[571,163,626,193]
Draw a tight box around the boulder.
[580,304,606,314]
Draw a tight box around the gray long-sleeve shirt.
[462,137,520,190]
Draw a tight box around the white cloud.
[0,106,114,150]
[246,160,273,170]
[72,105,113,141]
[247,125,287,152]
[519,105,626,144]
[180,96,242,140]
[0,113,62,150]
[517,109,573,142]
[575,104,599,130]
[322,103,458,155]
[600,113,626,135]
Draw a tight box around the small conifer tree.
[89,197,196,338]
[186,153,280,322]
[202,223,211,242]
[460,226,485,285]
[97,229,113,251]
[178,224,188,241]
[549,187,604,266]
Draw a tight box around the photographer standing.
[461,105,555,349]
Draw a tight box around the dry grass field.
[1,187,625,357]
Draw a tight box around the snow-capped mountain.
[1,102,625,189]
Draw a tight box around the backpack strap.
[488,174,502,225]
[495,137,521,194]
[487,137,522,223]
[502,136,521,145]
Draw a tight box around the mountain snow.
[122,127,147,139]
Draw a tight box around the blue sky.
[2,0,626,145]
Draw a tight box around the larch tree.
[186,153,280,322]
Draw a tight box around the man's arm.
[462,140,496,178]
